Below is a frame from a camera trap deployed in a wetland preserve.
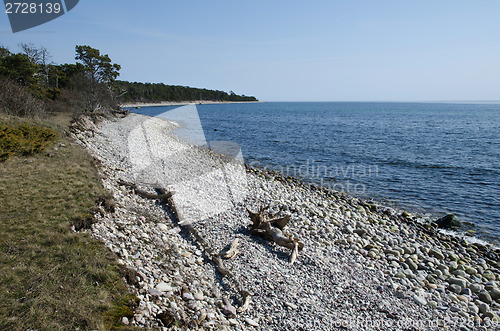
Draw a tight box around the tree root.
[247,206,304,264]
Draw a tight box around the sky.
[1,0,500,102]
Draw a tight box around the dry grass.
[0,112,139,330]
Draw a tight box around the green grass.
[0,113,139,330]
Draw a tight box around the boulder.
[434,214,461,229]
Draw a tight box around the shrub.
[0,122,56,161]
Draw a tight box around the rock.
[353,228,367,236]
[484,281,497,291]
[448,277,467,289]
[157,223,169,231]
[465,267,478,275]
[194,291,204,301]
[222,304,237,317]
[448,284,462,294]
[434,214,461,229]
[468,303,479,314]
[490,288,500,300]
[448,261,458,271]
[394,289,406,298]
[470,283,483,294]
[453,270,468,278]
[148,288,162,297]
[182,292,195,301]
[478,291,493,304]
[228,318,239,325]
[395,272,406,279]
[413,294,427,305]
[156,282,173,293]
[384,249,401,257]
[429,248,445,260]
[461,288,472,296]
[122,317,129,325]
[245,318,259,327]
[478,302,490,314]
[343,225,354,234]
[483,271,496,281]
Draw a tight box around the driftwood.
[117,179,173,200]
[118,179,251,313]
[247,206,304,264]
[220,238,240,259]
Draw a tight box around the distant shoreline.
[120,100,261,108]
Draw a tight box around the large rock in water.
[434,214,461,229]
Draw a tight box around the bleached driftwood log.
[247,206,304,264]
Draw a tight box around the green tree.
[74,45,121,112]
[0,53,38,87]
[75,45,121,87]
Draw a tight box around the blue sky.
[1,0,500,101]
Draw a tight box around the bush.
[0,122,56,161]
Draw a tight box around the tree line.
[115,80,258,103]
[0,43,257,118]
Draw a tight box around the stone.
[429,248,445,260]
[148,288,162,297]
[353,228,367,236]
[484,272,496,281]
[438,264,449,274]
[245,318,259,327]
[468,303,479,314]
[413,294,427,305]
[478,291,493,304]
[434,214,461,229]
[470,283,483,294]
[156,282,173,293]
[394,289,406,298]
[461,288,472,297]
[478,302,490,314]
[194,291,205,301]
[448,284,462,294]
[222,304,237,317]
[157,223,169,231]
[182,292,195,301]
[384,249,401,257]
[448,277,467,289]
[122,317,129,325]
[465,267,478,275]
[490,288,500,300]
[453,270,468,278]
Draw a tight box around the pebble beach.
[73,113,500,330]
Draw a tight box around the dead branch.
[118,179,173,200]
[247,206,304,264]
[221,238,240,259]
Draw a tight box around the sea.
[131,102,500,245]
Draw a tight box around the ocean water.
[132,102,500,244]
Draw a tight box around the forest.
[114,80,258,103]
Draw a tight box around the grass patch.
[0,112,138,330]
